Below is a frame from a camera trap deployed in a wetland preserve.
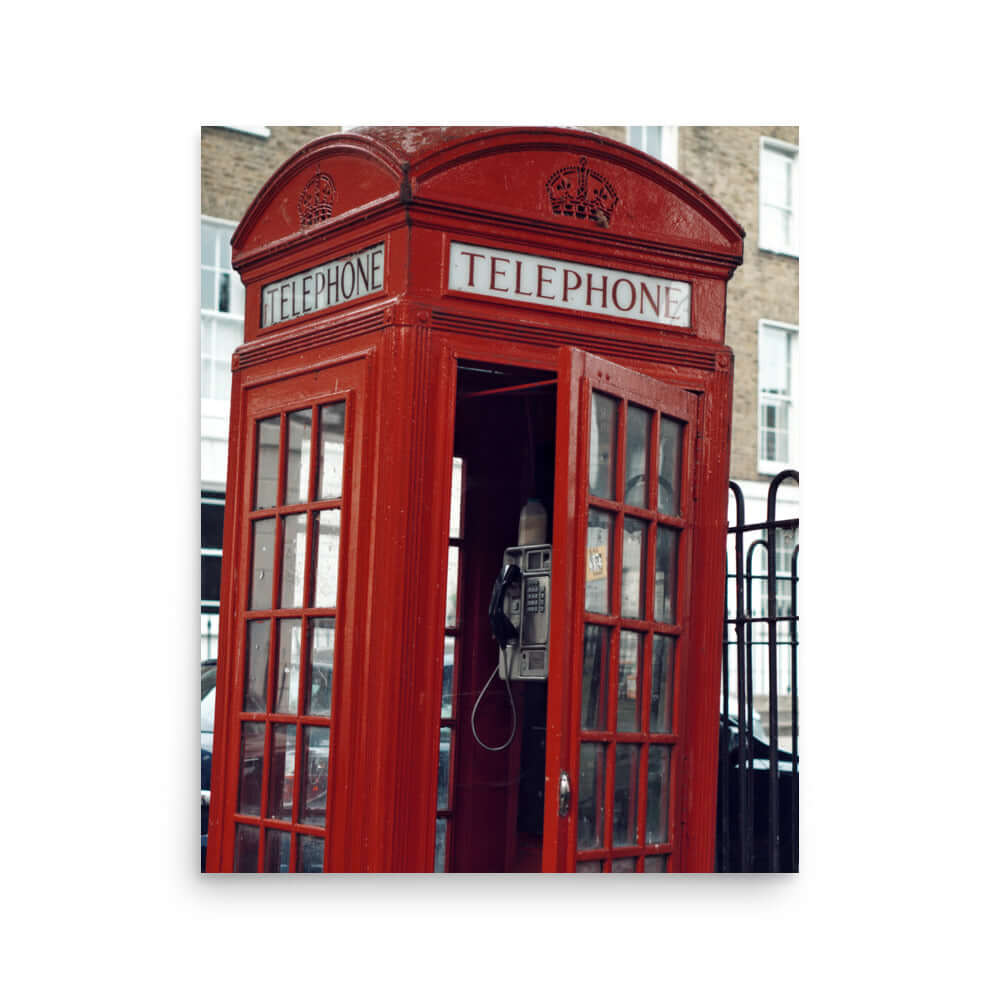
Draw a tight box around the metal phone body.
[498,543,551,681]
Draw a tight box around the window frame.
[627,126,679,169]
[758,136,799,257]
[201,215,244,417]
[757,318,799,476]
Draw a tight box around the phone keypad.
[525,578,545,614]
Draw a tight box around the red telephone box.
[205,127,744,873]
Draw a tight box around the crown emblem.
[545,157,618,227]
[297,171,336,226]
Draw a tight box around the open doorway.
[439,361,558,872]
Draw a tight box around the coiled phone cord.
[470,644,518,752]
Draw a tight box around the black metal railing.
[716,470,799,872]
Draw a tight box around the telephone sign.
[205,127,743,874]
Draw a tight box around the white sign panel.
[448,242,690,328]
[261,243,384,329]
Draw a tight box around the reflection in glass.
[434,818,447,873]
[621,517,646,619]
[275,620,301,715]
[589,392,618,500]
[612,744,639,847]
[312,510,341,607]
[441,636,455,717]
[575,860,602,873]
[577,743,606,850]
[643,855,667,872]
[581,625,610,731]
[234,824,259,872]
[650,635,675,734]
[263,829,291,873]
[297,834,325,873]
[449,458,464,539]
[267,724,296,821]
[279,513,307,608]
[617,631,641,733]
[585,508,613,614]
[646,746,671,845]
[658,418,682,517]
[437,728,452,810]
[249,519,275,610]
[243,620,269,712]
[654,527,679,623]
[285,409,312,505]
[610,857,637,872]
[301,726,330,827]
[445,545,459,628]
[624,405,651,507]
[306,618,334,717]
[237,722,265,816]
[317,402,346,500]
[254,417,281,509]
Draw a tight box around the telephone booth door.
[546,348,699,873]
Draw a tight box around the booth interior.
[449,360,558,873]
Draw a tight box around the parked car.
[201,660,216,872]
[716,710,798,872]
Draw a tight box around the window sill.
[757,459,795,478]
[757,243,799,260]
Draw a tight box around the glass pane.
[254,417,281,509]
[218,272,231,314]
[285,409,312,505]
[234,824,259,872]
[581,625,610,731]
[301,726,330,827]
[658,418,682,517]
[249,518,275,610]
[612,744,639,847]
[611,857,637,872]
[275,620,301,715]
[441,636,455,717]
[263,829,291,873]
[650,635,675,734]
[643,855,667,872]
[243,620,269,712]
[437,728,452,810]
[267,724,296,821]
[617,632,641,732]
[297,834,325,872]
[646,746,671,845]
[201,225,215,267]
[760,326,790,393]
[434,818,448,873]
[445,545,459,628]
[449,457,464,539]
[201,269,214,310]
[279,513,307,608]
[312,510,340,608]
[654,527,679,624]
[229,275,245,317]
[589,392,618,500]
[577,742,606,850]
[624,405,651,507]
[621,517,646,619]
[585,508,613,614]
[317,402,346,499]
[306,618,334,717]
[575,860,602,873]
[237,722,265,816]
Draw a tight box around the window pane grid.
[230,395,348,871]
[576,385,687,868]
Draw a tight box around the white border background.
[6,5,997,997]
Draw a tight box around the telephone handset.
[488,562,522,648]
